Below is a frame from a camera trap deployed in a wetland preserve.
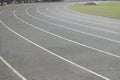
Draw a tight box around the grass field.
[68,2,120,19]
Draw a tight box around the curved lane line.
[0,8,110,80]
[0,56,27,80]
[0,9,27,80]
[27,7,120,59]
[46,7,120,35]
[56,6,120,28]
[35,7,120,44]
[14,9,120,59]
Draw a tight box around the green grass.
[68,2,120,19]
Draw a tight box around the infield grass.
[68,2,120,19]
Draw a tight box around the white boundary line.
[35,7,120,44]
[46,7,120,35]
[0,56,27,80]
[0,9,27,80]
[14,9,120,59]
[0,11,110,80]
[64,3,120,25]
[56,6,120,28]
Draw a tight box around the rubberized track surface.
[0,2,120,80]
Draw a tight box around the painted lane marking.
[0,56,27,80]
[0,13,110,80]
[35,7,120,44]
[56,6,120,28]
[0,9,27,80]
[46,7,120,35]
[14,10,120,59]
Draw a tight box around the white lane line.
[56,6,120,28]
[0,56,27,80]
[0,10,27,80]
[46,7,120,35]
[64,3,120,25]
[14,10,120,59]
[0,13,110,80]
[35,7,120,44]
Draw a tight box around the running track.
[0,2,120,80]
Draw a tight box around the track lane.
[0,4,110,80]
[46,6,120,32]
[36,6,120,42]
[1,2,120,80]
[25,6,120,57]
[0,5,28,80]
[46,6,120,34]
[36,7,120,43]
[56,4,120,27]
[11,4,120,80]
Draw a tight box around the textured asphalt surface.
[0,2,120,80]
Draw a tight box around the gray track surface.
[0,2,120,80]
